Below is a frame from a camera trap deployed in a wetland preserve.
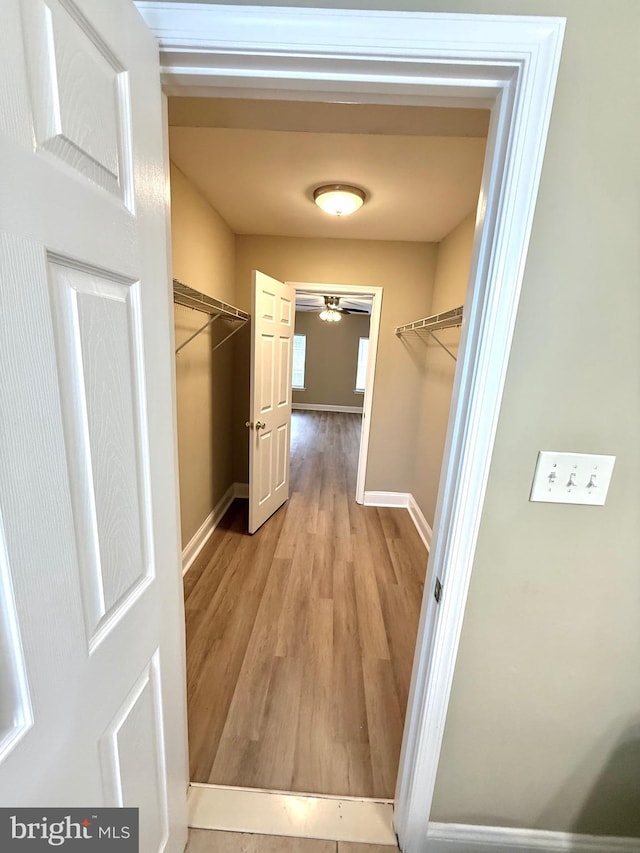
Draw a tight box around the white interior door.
[248,271,295,534]
[0,2,187,851]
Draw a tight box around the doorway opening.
[291,282,383,505]
[173,100,485,805]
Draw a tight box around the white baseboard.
[363,490,411,508]
[234,482,249,499]
[408,494,432,551]
[293,403,363,414]
[364,491,432,552]
[182,482,248,575]
[427,822,640,853]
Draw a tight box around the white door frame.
[136,4,565,849]
[290,281,383,504]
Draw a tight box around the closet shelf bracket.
[395,305,463,362]
[173,278,249,356]
[428,332,457,361]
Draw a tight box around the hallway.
[184,411,427,797]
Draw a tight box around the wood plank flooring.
[185,411,427,797]
[187,830,399,853]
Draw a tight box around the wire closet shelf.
[395,305,463,361]
[173,278,249,356]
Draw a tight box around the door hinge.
[434,578,443,603]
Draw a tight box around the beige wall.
[413,212,476,526]
[292,310,370,408]
[170,163,236,547]
[427,1,640,835]
[233,236,437,486]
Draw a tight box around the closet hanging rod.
[173,278,249,356]
[395,305,463,336]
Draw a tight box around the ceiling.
[168,97,490,138]
[168,98,488,244]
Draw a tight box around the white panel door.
[0,2,187,852]
[248,271,294,534]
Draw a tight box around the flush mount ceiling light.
[313,184,366,217]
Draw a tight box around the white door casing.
[248,270,295,534]
[0,2,187,851]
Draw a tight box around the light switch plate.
[530,451,616,505]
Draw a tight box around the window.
[291,334,306,389]
[355,337,369,393]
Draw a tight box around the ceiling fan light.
[319,306,342,323]
[313,184,366,217]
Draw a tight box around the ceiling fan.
[323,295,370,315]
[296,295,371,315]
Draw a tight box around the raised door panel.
[261,289,275,323]
[274,424,289,494]
[0,514,33,764]
[257,431,273,507]
[100,654,169,853]
[277,335,291,409]
[21,0,133,207]
[47,254,153,652]
[279,293,292,326]
[259,334,275,416]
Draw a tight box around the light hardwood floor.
[185,412,427,797]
